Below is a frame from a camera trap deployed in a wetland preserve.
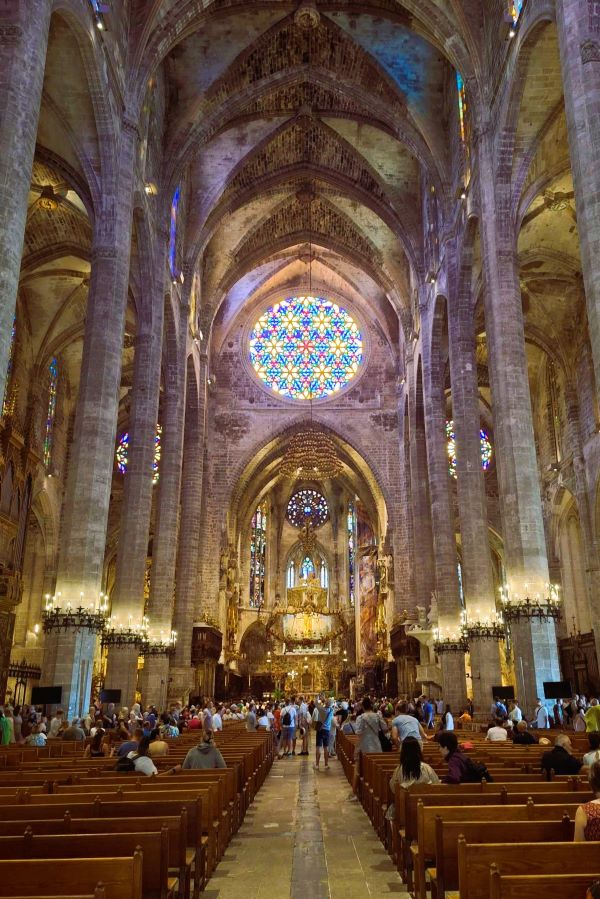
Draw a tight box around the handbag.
[366,715,392,752]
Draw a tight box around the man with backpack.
[312,697,334,771]
[279,699,297,757]
[438,731,493,783]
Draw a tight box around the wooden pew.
[0,853,142,899]
[489,868,600,899]
[0,828,175,899]
[457,840,600,899]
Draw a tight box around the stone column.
[422,318,467,714]
[0,4,52,404]
[395,386,416,619]
[104,258,166,708]
[139,292,188,707]
[477,130,561,718]
[407,359,436,611]
[556,0,600,401]
[41,121,138,720]
[169,352,207,704]
[447,259,501,717]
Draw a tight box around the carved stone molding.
[0,23,23,45]
[581,39,600,64]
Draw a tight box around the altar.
[266,574,348,653]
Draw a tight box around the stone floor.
[205,750,408,899]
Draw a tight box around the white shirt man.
[212,709,223,731]
[508,703,522,723]
[534,702,550,729]
[486,723,508,741]
[49,712,64,737]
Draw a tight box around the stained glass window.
[249,500,268,608]
[348,499,357,606]
[249,295,363,400]
[287,562,295,589]
[116,424,162,485]
[286,488,329,528]
[169,186,181,279]
[301,556,315,580]
[510,0,524,24]
[2,315,16,416]
[43,357,58,468]
[445,419,493,479]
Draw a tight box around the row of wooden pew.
[0,723,275,899]
[337,729,599,898]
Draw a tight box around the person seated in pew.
[25,722,47,746]
[584,732,600,769]
[168,728,226,773]
[116,727,143,758]
[85,728,108,758]
[586,879,600,898]
[148,727,170,757]
[385,736,440,821]
[512,719,538,745]
[159,712,179,739]
[127,734,158,776]
[485,717,509,742]
[438,731,493,783]
[62,717,86,742]
[575,761,600,841]
[542,734,584,778]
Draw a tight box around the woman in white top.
[386,737,440,819]
[128,735,158,776]
[486,719,508,741]
[440,705,454,731]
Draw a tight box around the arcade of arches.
[1,0,600,723]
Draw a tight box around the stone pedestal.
[104,645,140,711]
[139,655,170,710]
[41,629,97,719]
[468,637,502,718]
[168,665,196,706]
[439,651,468,715]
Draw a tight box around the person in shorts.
[278,700,297,757]
[313,697,334,770]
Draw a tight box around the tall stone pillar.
[395,386,416,618]
[0,4,52,404]
[447,261,502,717]
[477,130,561,718]
[407,356,436,611]
[139,292,188,707]
[41,121,138,719]
[556,0,600,402]
[422,319,467,714]
[169,352,207,704]
[104,259,166,708]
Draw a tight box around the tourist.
[586,881,600,899]
[12,705,22,743]
[25,723,46,746]
[584,732,600,768]
[203,703,213,732]
[172,729,226,771]
[148,727,170,757]
[391,701,431,745]
[485,718,508,741]
[159,712,179,738]
[62,717,86,741]
[541,734,583,777]
[298,696,310,755]
[212,704,223,732]
[508,701,522,724]
[279,699,296,757]
[313,697,334,772]
[438,731,492,783]
[533,699,550,729]
[440,704,454,731]
[351,697,388,791]
[575,761,600,840]
[422,697,434,728]
[85,729,108,758]
[385,736,440,819]
[585,698,600,732]
[573,706,587,732]
[126,735,158,776]
[116,727,142,758]
[49,709,64,738]
[512,720,538,745]
[342,712,357,735]
[246,702,258,732]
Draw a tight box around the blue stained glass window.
[116,424,162,485]
[250,500,268,608]
[249,295,363,400]
[43,357,58,468]
[169,186,181,279]
[445,419,492,479]
[287,488,329,528]
[301,556,315,580]
[511,0,524,24]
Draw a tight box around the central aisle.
[206,753,407,899]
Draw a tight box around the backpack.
[114,754,136,773]
[282,710,292,727]
[463,755,493,783]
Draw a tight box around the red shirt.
[274,709,281,732]
[187,717,201,729]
